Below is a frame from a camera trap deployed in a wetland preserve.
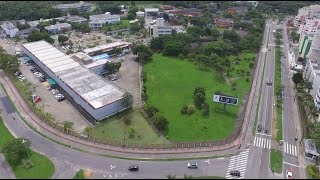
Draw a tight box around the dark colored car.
[265,129,269,134]
[230,170,241,177]
[128,165,139,172]
[15,71,22,76]
[257,124,262,132]
[39,77,46,82]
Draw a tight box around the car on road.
[230,170,241,177]
[128,165,139,172]
[257,124,262,132]
[265,129,269,134]
[286,170,292,179]
[187,162,198,169]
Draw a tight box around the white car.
[52,89,59,95]
[286,170,292,179]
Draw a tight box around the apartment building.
[298,18,320,35]
[89,12,120,30]
[55,1,91,14]
[149,18,172,38]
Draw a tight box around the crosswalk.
[253,136,271,149]
[283,142,298,156]
[225,149,250,179]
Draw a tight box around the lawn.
[229,53,256,78]
[0,116,55,179]
[275,47,283,142]
[270,149,283,174]
[73,169,85,179]
[101,20,130,32]
[143,53,252,141]
[88,108,168,144]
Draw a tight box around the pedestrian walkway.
[253,136,271,149]
[283,142,298,157]
[225,149,250,179]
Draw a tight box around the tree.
[292,73,303,85]
[63,121,73,130]
[163,13,170,22]
[2,138,30,166]
[104,62,121,75]
[194,92,206,109]
[162,40,184,56]
[128,127,135,138]
[223,30,241,42]
[27,30,54,44]
[68,8,79,15]
[194,87,206,97]
[121,92,133,108]
[144,104,159,117]
[152,114,169,133]
[132,44,153,64]
[58,35,69,44]
[181,105,188,114]
[112,47,122,55]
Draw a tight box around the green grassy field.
[275,47,283,142]
[143,53,252,141]
[229,53,256,78]
[270,149,283,174]
[102,20,130,32]
[88,109,167,144]
[0,116,55,179]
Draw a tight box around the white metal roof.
[22,40,125,109]
[83,41,131,54]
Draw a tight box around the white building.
[294,5,320,27]
[21,40,127,120]
[44,23,72,34]
[298,18,320,35]
[55,1,91,14]
[149,18,172,38]
[136,11,145,17]
[89,12,120,30]
[145,8,159,17]
[1,22,19,38]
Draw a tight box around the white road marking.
[256,132,272,137]
[294,146,297,156]
[254,136,257,146]
[283,161,300,168]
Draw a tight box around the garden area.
[270,149,282,174]
[101,20,130,33]
[85,109,168,144]
[0,116,55,179]
[143,53,252,142]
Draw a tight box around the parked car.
[109,74,118,81]
[187,162,198,169]
[265,129,269,134]
[39,77,46,82]
[230,170,240,177]
[286,170,292,179]
[52,89,59,95]
[257,124,262,132]
[15,71,22,76]
[47,86,53,91]
[128,165,139,172]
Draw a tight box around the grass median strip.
[0,116,55,179]
[275,46,283,142]
[270,149,282,174]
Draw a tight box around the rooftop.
[65,16,87,22]
[44,23,71,30]
[56,3,90,8]
[304,139,319,155]
[1,22,19,31]
[83,41,131,54]
[22,40,125,109]
[145,8,159,12]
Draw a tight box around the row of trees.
[144,104,169,134]
[0,47,20,76]
[71,23,91,33]
[26,30,54,44]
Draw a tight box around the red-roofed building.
[215,18,233,28]
[168,8,202,17]
[160,5,174,10]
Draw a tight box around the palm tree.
[166,175,176,179]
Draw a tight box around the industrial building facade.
[21,40,127,121]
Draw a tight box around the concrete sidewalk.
[0,153,15,179]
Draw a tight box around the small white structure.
[149,18,172,38]
[144,8,159,16]
[89,12,120,30]
[136,11,145,17]
[1,22,19,38]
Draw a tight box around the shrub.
[181,105,188,114]
[128,128,135,138]
[144,104,159,117]
[152,114,169,133]
[142,92,148,101]
[141,71,147,83]
[231,82,237,90]
[194,93,206,109]
[123,117,131,125]
[21,159,33,169]
[187,104,196,114]
[143,85,147,93]
[249,62,255,69]
[307,164,320,179]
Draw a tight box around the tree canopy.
[27,30,54,44]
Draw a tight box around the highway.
[280,19,303,179]
[245,19,278,179]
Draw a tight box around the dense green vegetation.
[257,1,319,15]
[270,149,283,174]
[0,117,55,179]
[73,169,85,179]
[307,164,320,179]
[143,53,252,141]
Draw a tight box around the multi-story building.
[298,18,320,35]
[1,22,19,38]
[44,23,72,34]
[55,1,91,14]
[149,18,172,38]
[136,11,145,17]
[89,12,120,30]
[65,15,87,24]
[294,5,320,27]
[299,33,313,59]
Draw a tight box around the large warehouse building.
[21,40,127,121]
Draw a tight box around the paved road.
[280,20,304,179]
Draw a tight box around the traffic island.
[270,149,283,174]
[73,169,92,179]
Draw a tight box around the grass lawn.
[143,53,252,141]
[73,169,85,179]
[270,149,283,174]
[0,116,55,179]
[102,20,130,32]
[275,47,283,142]
[229,53,256,78]
[88,108,168,144]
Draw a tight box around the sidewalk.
[0,153,15,179]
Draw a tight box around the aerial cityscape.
[0,1,320,179]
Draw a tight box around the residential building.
[55,1,91,14]
[145,8,159,17]
[28,21,39,28]
[215,18,234,28]
[89,12,120,30]
[65,15,87,24]
[299,33,313,59]
[149,18,172,38]
[44,23,72,34]
[136,11,145,17]
[160,5,174,10]
[1,22,19,38]
[17,28,40,39]
[21,40,128,121]
[298,18,320,35]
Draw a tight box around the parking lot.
[107,53,142,108]
[17,59,89,133]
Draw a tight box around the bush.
[144,104,159,117]
[249,62,255,69]
[307,164,320,179]
[187,104,196,115]
[21,159,33,169]
[123,117,131,125]
[128,128,135,138]
[152,114,169,133]
[141,71,147,83]
[142,85,147,93]
[194,92,206,109]
[181,105,188,114]
[142,92,148,101]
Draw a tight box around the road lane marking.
[289,144,292,155]
[283,161,300,168]
[254,136,257,146]
[286,143,289,154]
[294,146,297,156]
[256,133,272,137]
